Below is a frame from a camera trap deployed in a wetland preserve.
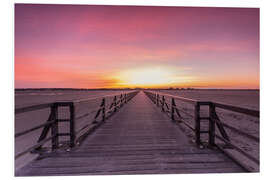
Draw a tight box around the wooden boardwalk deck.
[16,91,245,176]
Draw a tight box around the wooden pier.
[15,91,250,176]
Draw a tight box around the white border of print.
[1,0,269,180]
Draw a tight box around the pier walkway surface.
[16,92,245,176]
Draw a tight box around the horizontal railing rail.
[73,92,129,103]
[144,90,259,172]
[15,91,139,159]
[213,102,259,118]
[144,91,197,131]
[15,121,54,138]
[149,91,198,105]
[15,103,53,114]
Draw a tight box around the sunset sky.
[15,4,259,89]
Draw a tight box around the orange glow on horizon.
[117,68,174,87]
[110,67,259,89]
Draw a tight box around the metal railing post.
[102,98,106,121]
[114,96,117,112]
[69,102,76,148]
[157,94,159,107]
[195,102,201,146]
[51,103,59,150]
[34,110,54,151]
[162,96,165,112]
[125,94,127,103]
[171,98,176,121]
[120,94,123,106]
[209,103,216,147]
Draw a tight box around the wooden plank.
[17,162,243,176]
[36,150,224,160]
[28,159,236,169]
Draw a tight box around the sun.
[118,67,174,88]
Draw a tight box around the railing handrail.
[73,91,136,103]
[75,91,138,134]
[15,91,138,139]
[144,90,259,170]
[15,103,53,114]
[145,90,259,117]
[213,102,259,118]
[15,90,139,159]
[15,91,136,114]
[15,120,55,138]
[145,90,198,104]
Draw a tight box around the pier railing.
[144,90,259,171]
[15,91,139,159]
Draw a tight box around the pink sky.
[15,4,259,89]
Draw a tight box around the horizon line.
[15,88,260,91]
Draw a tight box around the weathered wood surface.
[16,92,245,176]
